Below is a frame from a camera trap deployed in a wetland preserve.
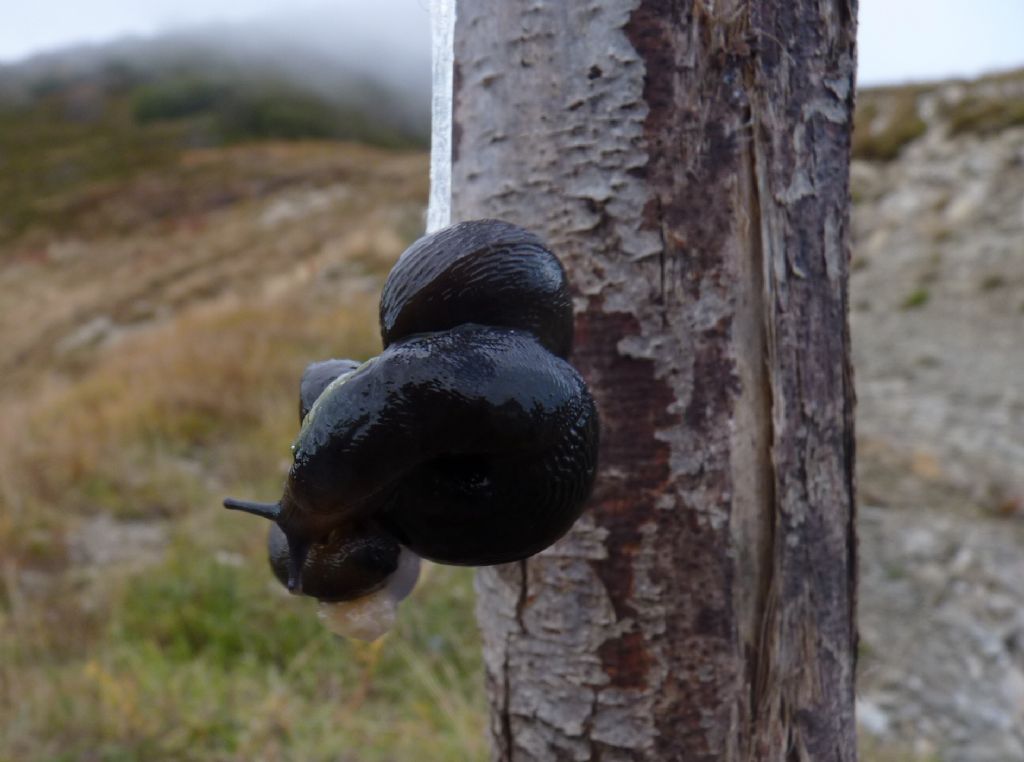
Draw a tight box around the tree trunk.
[446,1,858,759]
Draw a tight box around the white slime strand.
[427,0,456,233]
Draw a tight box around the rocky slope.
[851,71,1024,760]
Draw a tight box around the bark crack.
[498,561,529,761]
[514,559,529,630]
[742,81,782,759]
[500,639,515,760]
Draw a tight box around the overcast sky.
[1,0,1022,86]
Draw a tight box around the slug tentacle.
[222,498,281,521]
[223,497,312,592]
[222,219,599,633]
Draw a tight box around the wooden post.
[441,1,858,758]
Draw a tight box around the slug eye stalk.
[222,497,280,520]
[222,497,309,593]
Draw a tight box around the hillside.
[851,69,1024,761]
[0,45,1022,759]
[0,35,429,245]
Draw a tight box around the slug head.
[222,496,312,593]
[266,523,400,602]
[223,494,401,602]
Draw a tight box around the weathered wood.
[448,1,858,759]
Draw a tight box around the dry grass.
[859,736,940,762]
[0,141,426,395]
[2,292,380,540]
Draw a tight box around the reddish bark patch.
[684,319,739,432]
[598,631,653,690]
[575,307,676,691]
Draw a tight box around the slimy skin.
[292,324,598,566]
[223,219,599,632]
[380,220,574,358]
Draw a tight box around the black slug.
[224,219,599,620]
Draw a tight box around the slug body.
[224,219,599,632]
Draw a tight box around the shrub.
[853,90,927,162]
[946,96,1024,136]
[217,90,340,142]
[133,78,227,123]
[900,288,930,310]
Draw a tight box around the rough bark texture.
[449,1,858,760]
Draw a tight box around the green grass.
[900,288,931,310]
[2,550,486,761]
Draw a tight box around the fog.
[0,3,433,137]
[2,0,1023,101]
[0,1,430,67]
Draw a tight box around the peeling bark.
[449,1,858,759]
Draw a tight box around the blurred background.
[0,1,1021,760]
